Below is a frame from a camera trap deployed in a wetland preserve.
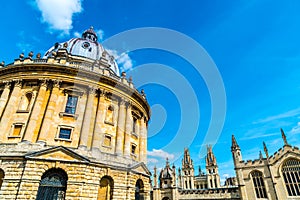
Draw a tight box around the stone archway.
[135,179,144,200]
[0,168,4,190]
[97,176,114,200]
[36,168,68,200]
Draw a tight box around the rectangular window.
[12,124,23,136]
[132,118,137,133]
[65,95,78,114]
[58,128,71,139]
[103,135,112,147]
[131,144,136,155]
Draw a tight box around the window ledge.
[102,145,112,149]
[54,137,72,142]
[8,135,21,138]
[131,153,137,158]
[131,132,138,138]
[16,110,30,113]
[59,112,78,119]
[104,121,114,126]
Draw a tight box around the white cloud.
[96,29,104,41]
[253,107,300,124]
[291,121,300,134]
[106,49,133,72]
[73,31,81,38]
[148,149,175,160]
[147,158,159,164]
[35,0,83,35]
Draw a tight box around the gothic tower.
[205,145,220,188]
[181,148,195,189]
[231,134,242,165]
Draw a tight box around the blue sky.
[1,0,300,184]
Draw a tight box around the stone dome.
[44,26,120,76]
[160,159,174,179]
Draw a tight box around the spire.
[259,151,263,160]
[281,128,289,146]
[199,166,202,175]
[182,148,193,168]
[231,134,239,151]
[153,166,157,188]
[206,145,217,166]
[263,142,269,158]
[166,157,170,167]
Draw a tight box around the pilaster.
[37,80,61,143]
[0,81,12,118]
[124,102,132,157]
[91,90,106,150]
[79,86,97,149]
[23,79,49,142]
[0,79,22,141]
[115,98,126,155]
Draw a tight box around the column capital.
[88,86,97,95]
[39,78,49,88]
[99,89,107,97]
[13,79,22,88]
[52,79,61,89]
[126,101,132,109]
[119,97,127,106]
[3,80,12,89]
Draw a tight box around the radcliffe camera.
[0,1,299,200]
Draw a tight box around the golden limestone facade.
[0,27,151,199]
[232,129,300,200]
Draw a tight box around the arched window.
[162,197,170,200]
[251,170,267,198]
[104,105,114,125]
[97,176,113,200]
[135,179,144,200]
[36,168,68,200]
[282,158,300,196]
[18,92,33,111]
[0,169,4,190]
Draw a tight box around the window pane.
[12,125,22,136]
[59,128,71,139]
[65,96,78,114]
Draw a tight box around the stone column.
[115,99,126,155]
[79,86,97,149]
[91,90,106,150]
[0,81,11,118]
[23,79,48,142]
[124,103,132,157]
[140,117,148,163]
[37,80,61,143]
[0,80,22,141]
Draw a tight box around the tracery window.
[282,158,300,196]
[251,170,267,198]
[36,168,68,200]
